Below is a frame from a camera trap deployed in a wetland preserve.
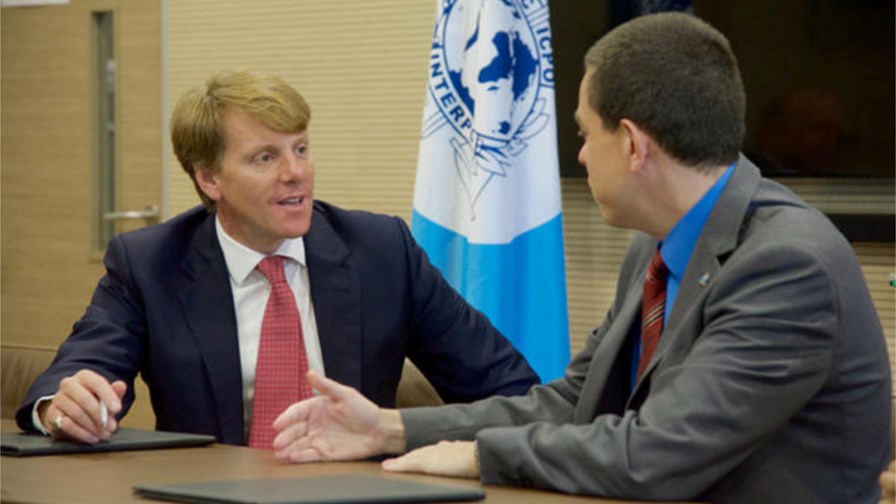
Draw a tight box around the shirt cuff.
[32,395,55,435]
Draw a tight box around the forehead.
[222,108,306,143]
[575,68,595,107]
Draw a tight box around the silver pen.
[100,401,108,428]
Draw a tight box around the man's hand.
[272,371,406,463]
[382,441,480,479]
[39,369,126,444]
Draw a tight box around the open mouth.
[278,196,304,206]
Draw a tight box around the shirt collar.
[661,163,735,279]
[214,215,307,286]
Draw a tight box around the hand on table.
[39,369,126,444]
[382,440,480,479]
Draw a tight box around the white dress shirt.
[214,217,324,436]
[32,217,324,437]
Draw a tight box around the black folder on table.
[133,474,485,504]
[0,428,216,456]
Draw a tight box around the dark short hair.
[584,13,745,169]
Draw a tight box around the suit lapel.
[574,252,648,423]
[178,213,245,444]
[304,208,363,392]
[632,157,762,394]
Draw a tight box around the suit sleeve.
[394,217,541,402]
[406,240,841,500]
[474,242,839,498]
[402,316,609,444]
[14,235,145,432]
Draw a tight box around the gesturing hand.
[271,371,405,463]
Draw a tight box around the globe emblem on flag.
[423,0,553,221]
[440,1,540,143]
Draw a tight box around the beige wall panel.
[3,3,100,348]
[1,0,162,352]
[117,1,163,231]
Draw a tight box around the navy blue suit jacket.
[17,201,539,444]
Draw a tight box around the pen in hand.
[100,401,109,429]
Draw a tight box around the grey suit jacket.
[401,157,892,503]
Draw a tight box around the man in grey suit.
[269,13,892,503]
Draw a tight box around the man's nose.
[279,153,307,181]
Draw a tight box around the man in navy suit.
[15,70,539,446]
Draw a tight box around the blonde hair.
[170,70,311,209]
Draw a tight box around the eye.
[253,151,275,164]
[295,143,309,156]
[576,129,585,139]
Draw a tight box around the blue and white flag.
[411,0,569,381]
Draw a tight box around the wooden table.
[0,420,689,503]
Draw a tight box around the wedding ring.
[54,415,64,431]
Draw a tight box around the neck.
[640,157,729,240]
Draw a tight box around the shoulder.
[311,200,410,245]
[313,200,404,227]
[744,179,854,268]
[106,205,215,272]
[117,205,211,246]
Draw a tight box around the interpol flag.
[411,0,569,381]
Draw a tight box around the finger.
[271,419,307,451]
[62,372,118,434]
[273,437,319,462]
[287,448,329,464]
[107,380,128,412]
[51,411,100,444]
[52,389,103,439]
[43,403,66,435]
[273,396,323,429]
[306,371,353,401]
[382,453,420,473]
[79,373,124,421]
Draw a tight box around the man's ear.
[193,164,222,203]
[619,118,651,174]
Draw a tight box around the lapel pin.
[698,272,711,287]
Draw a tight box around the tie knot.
[646,251,667,283]
[257,255,288,285]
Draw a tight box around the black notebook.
[133,474,485,504]
[0,428,216,456]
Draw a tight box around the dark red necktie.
[248,255,313,449]
[637,251,668,380]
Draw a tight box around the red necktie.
[248,255,313,449]
[637,251,668,380]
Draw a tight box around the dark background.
[549,0,895,180]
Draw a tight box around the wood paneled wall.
[1,0,162,349]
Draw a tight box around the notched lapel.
[178,216,245,444]
[632,158,762,393]
[574,275,643,423]
[304,211,363,393]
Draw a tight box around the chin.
[596,204,621,228]
[285,220,312,238]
